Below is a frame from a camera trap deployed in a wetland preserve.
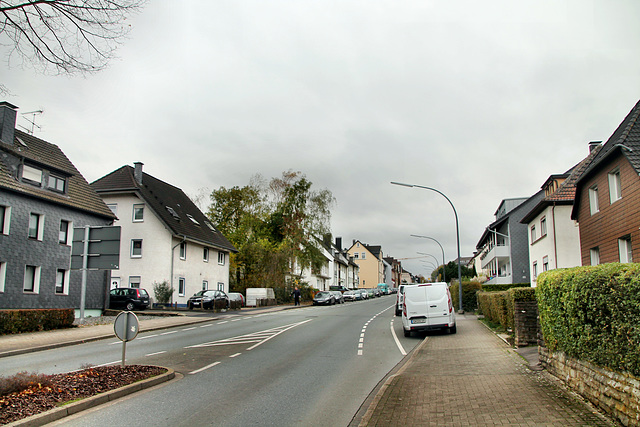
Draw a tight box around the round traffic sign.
[114,311,140,342]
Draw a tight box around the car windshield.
[344,291,354,295]
[193,291,207,297]
[315,292,330,298]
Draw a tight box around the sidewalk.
[359,314,616,426]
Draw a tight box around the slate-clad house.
[572,99,640,265]
[90,163,237,307]
[0,102,116,314]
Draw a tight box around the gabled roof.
[364,244,382,259]
[0,129,115,219]
[521,144,602,224]
[91,165,237,252]
[572,99,640,219]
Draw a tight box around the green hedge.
[536,264,640,377]
[482,283,530,292]
[450,280,483,311]
[0,309,75,335]
[478,287,535,330]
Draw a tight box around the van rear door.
[425,284,451,327]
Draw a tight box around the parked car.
[357,289,369,300]
[109,287,150,311]
[343,290,359,301]
[228,292,245,307]
[365,289,375,299]
[313,291,335,305]
[402,282,456,336]
[331,290,345,304]
[396,284,413,316]
[187,290,229,310]
[329,285,349,293]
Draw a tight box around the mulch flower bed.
[0,365,166,425]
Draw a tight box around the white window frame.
[131,239,143,258]
[217,282,224,291]
[28,213,44,241]
[129,276,141,288]
[180,242,187,260]
[542,256,549,272]
[608,168,622,204]
[589,185,599,215]
[22,165,43,185]
[218,251,225,265]
[24,265,41,293]
[48,174,66,193]
[55,269,69,295]
[203,247,209,262]
[530,225,536,242]
[540,217,547,237]
[0,205,10,235]
[0,261,6,293]
[361,252,366,259]
[590,247,600,266]
[107,204,118,216]
[132,204,144,222]
[202,280,208,290]
[353,253,359,259]
[178,278,186,296]
[618,236,633,263]
[59,219,72,245]
[532,261,537,279]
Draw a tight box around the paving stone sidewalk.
[360,314,615,426]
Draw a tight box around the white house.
[91,163,236,306]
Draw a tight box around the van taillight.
[403,301,407,317]
[448,292,452,313]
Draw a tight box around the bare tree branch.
[0,0,145,74]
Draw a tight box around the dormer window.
[22,165,43,186]
[48,174,66,193]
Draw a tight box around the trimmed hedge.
[478,287,536,330]
[0,309,75,335]
[482,283,530,292]
[536,264,640,377]
[450,280,483,311]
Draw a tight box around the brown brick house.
[572,99,640,265]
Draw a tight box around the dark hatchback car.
[313,291,336,306]
[109,287,150,311]
[187,290,229,310]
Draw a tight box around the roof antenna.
[19,110,44,135]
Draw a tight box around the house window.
[589,185,599,215]
[0,262,6,292]
[542,256,549,272]
[28,213,44,240]
[608,169,622,204]
[354,253,358,259]
[107,204,118,216]
[22,165,43,185]
[131,239,143,257]
[180,242,187,260]
[178,278,186,296]
[532,262,537,279]
[202,280,208,290]
[0,205,9,235]
[203,247,209,262]
[590,247,600,266]
[540,217,547,237]
[530,225,536,242]
[361,252,366,259]
[59,220,71,244]
[24,265,40,293]
[133,204,144,222]
[619,236,633,263]
[56,269,69,294]
[218,251,225,265]
[217,282,224,291]
[129,276,141,288]
[48,175,66,193]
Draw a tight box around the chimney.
[335,237,342,251]
[0,102,18,146]
[589,141,602,153]
[134,162,144,185]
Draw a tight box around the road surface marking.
[182,327,197,331]
[229,353,242,358]
[189,361,221,374]
[390,319,407,355]
[145,351,167,357]
[161,330,177,335]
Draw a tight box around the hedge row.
[536,264,640,377]
[449,281,483,312]
[477,287,536,330]
[482,283,530,292]
[0,309,75,335]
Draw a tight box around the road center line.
[190,361,221,375]
[145,351,167,357]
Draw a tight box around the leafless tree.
[0,0,145,74]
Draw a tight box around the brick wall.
[575,154,640,265]
[540,347,640,426]
[513,300,538,347]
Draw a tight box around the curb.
[5,367,175,427]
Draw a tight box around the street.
[3,295,423,426]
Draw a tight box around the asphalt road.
[7,295,423,426]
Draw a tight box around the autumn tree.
[0,0,145,74]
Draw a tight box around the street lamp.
[411,235,446,282]
[417,252,442,280]
[392,181,463,312]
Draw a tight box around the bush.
[153,281,174,304]
[477,291,509,328]
[449,280,483,312]
[482,283,530,292]
[0,309,75,335]
[536,264,640,377]
[0,371,53,396]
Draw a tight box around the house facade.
[572,100,640,265]
[0,102,116,314]
[347,240,383,288]
[521,143,601,286]
[91,163,237,306]
[476,193,545,285]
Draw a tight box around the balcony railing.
[481,243,510,269]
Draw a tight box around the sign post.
[113,311,139,367]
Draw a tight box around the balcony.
[481,243,510,269]
[485,273,512,285]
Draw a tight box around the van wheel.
[403,329,411,337]
[449,325,457,334]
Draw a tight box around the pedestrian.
[292,287,301,306]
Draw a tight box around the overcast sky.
[3,0,640,278]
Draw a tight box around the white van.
[401,282,456,336]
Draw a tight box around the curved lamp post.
[412,235,446,282]
[417,252,442,280]
[392,181,463,312]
